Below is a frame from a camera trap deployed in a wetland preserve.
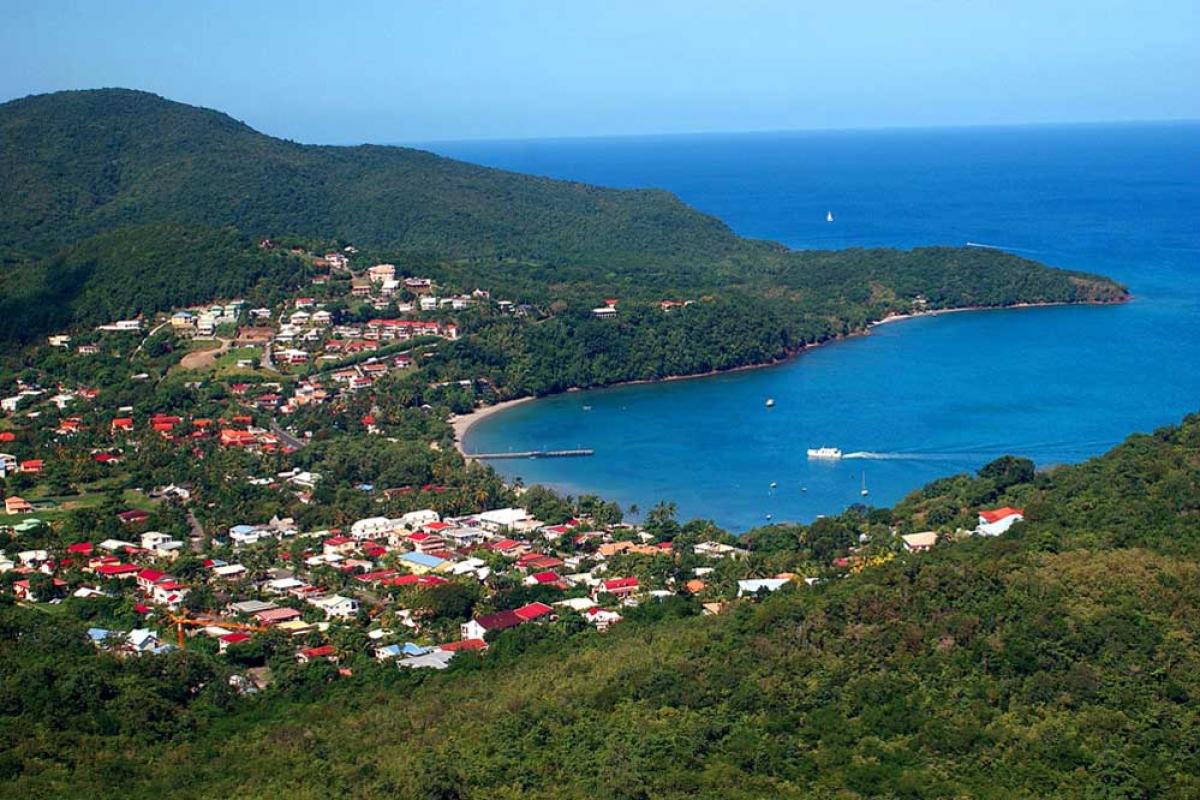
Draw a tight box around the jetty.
[467,449,594,460]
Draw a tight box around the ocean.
[425,122,1200,532]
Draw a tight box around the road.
[269,419,307,451]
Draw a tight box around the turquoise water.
[428,123,1200,531]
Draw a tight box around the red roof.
[220,632,252,644]
[324,536,353,546]
[603,577,639,592]
[473,610,523,632]
[424,521,451,531]
[439,638,488,652]
[979,507,1025,523]
[300,644,335,658]
[0,432,15,442]
[66,542,93,555]
[383,574,448,587]
[529,571,561,584]
[255,607,303,624]
[96,563,139,576]
[514,602,554,621]
[136,568,166,583]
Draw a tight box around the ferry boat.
[806,447,842,459]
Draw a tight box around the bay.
[426,122,1200,531]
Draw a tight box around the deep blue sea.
[425,123,1200,532]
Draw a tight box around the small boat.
[807,447,842,459]
[826,210,834,223]
[769,481,778,490]
[765,513,773,520]
[582,405,592,411]
[765,398,775,408]
[860,472,869,497]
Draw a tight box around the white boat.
[806,447,842,459]
[826,210,834,223]
[765,398,775,408]
[860,472,869,496]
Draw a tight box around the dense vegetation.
[2,414,1198,799]
[0,89,1125,345]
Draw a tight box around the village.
[0,244,1026,688]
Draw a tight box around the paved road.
[269,420,307,451]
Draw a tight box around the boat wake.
[842,451,986,461]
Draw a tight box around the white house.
[310,594,359,620]
[351,516,401,540]
[976,507,1025,537]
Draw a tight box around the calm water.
[427,123,1200,531]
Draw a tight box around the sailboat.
[826,210,834,223]
[860,471,869,497]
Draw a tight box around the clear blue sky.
[2,0,1196,143]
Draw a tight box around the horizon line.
[400,116,1200,149]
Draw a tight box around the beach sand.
[450,396,536,455]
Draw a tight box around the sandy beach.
[450,396,536,455]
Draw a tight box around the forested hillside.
[2,414,1197,799]
[0,89,1125,343]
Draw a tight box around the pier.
[467,448,594,460]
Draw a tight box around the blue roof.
[230,524,256,535]
[377,644,403,657]
[402,642,430,656]
[87,627,111,641]
[399,552,445,568]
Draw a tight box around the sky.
[1,0,1197,143]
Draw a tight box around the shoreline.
[452,297,1128,456]
[450,396,537,454]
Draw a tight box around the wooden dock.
[467,449,594,460]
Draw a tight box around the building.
[976,507,1025,537]
[901,531,939,552]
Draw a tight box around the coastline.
[451,297,1128,456]
[451,396,537,455]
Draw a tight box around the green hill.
[0,88,742,263]
[1,414,1197,798]
[0,89,1125,343]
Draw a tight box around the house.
[476,508,528,532]
[737,578,790,597]
[95,563,141,580]
[0,453,17,476]
[310,594,359,619]
[513,601,554,622]
[218,632,253,653]
[398,650,456,670]
[126,628,167,654]
[461,610,523,641]
[323,535,356,556]
[13,577,68,602]
[595,577,639,598]
[19,459,44,474]
[584,607,623,631]
[4,496,33,515]
[296,644,336,664]
[976,507,1025,537]
[117,509,150,526]
[901,531,939,552]
[254,607,303,626]
[228,599,276,616]
[524,570,564,588]
[397,551,447,575]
